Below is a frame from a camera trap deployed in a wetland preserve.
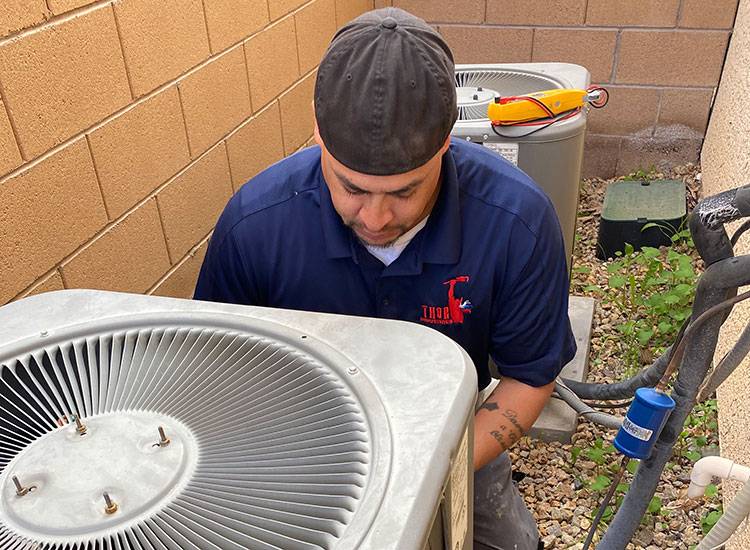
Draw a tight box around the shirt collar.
[318,146,462,266]
[319,164,357,260]
[419,146,462,265]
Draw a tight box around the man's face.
[316,127,450,247]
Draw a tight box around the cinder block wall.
[0,0,374,305]
[701,0,750,547]
[384,0,737,178]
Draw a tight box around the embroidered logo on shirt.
[420,276,473,325]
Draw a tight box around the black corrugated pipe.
[560,344,672,401]
[563,185,750,403]
[587,185,750,548]
[690,184,750,265]
[698,320,750,401]
[598,254,750,549]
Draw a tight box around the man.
[195,7,576,549]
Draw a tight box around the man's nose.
[359,196,393,231]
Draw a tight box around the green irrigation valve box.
[596,179,686,260]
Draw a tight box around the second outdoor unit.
[452,62,591,269]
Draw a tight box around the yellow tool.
[487,87,608,126]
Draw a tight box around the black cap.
[314,8,458,175]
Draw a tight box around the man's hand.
[473,377,555,471]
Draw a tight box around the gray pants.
[474,452,540,550]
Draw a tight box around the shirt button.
[382,298,390,306]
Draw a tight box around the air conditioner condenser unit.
[452,62,591,269]
[0,290,476,550]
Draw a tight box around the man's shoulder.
[212,146,322,245]
[233,146,322,215]
[450,138,553,236]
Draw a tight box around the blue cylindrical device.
[614,387,676,459]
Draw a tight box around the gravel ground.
[507,164,721,549]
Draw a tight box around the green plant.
[647,496,662,515]
[597,233,697,375]
[678,398,720,462]
[621,166,658,181]
[701,509,722,535]
[571,226,720,541]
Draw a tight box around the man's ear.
[439,135,451,154]
[313,119,323,148]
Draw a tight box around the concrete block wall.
[381,0,737,178]
[0,0,374,305]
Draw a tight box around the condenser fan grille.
[455,68,563,121]
[0,326,371,549]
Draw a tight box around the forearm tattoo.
[488,408,524,450]
[490,429,507,447]
[502,408,525,436]
[479,379,503,413]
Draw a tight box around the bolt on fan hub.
[456,86,497,107]
[2,411,197,540]
[0,322,383,549]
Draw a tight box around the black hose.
[698,318,750,401]
[731,218,750,246]
[560,347,671,401]
[656,289,750,391]
[689,185,750,265]
[566,185,745,402]
[598,255,750,549]
[583,399,633,409]
[561,318,690,401]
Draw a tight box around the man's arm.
[473,377,554,471]
[478,189,575,470]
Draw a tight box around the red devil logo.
[420,276,473,325]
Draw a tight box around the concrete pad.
[528,295,595,443]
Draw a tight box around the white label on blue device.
[622,416,653,441]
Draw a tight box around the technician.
[195,8,576,550]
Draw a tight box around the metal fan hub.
[454,66,564,122]
[2,411,196,540]
[456,86,497,107]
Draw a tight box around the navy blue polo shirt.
[194,138,576,390]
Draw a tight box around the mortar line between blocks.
[153,196,174,266]
[111,3,136,100]
[223,140,236,193]
[14,267,65,301]
[0,0,114,48]
[0,74,27,162]
[242,43,255,113]
[175,86,195,159]
[146,232,212,295]
[652,90,663,137]
[84,134,112,221]
[199,0,214,54]
[676,0,685,27]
